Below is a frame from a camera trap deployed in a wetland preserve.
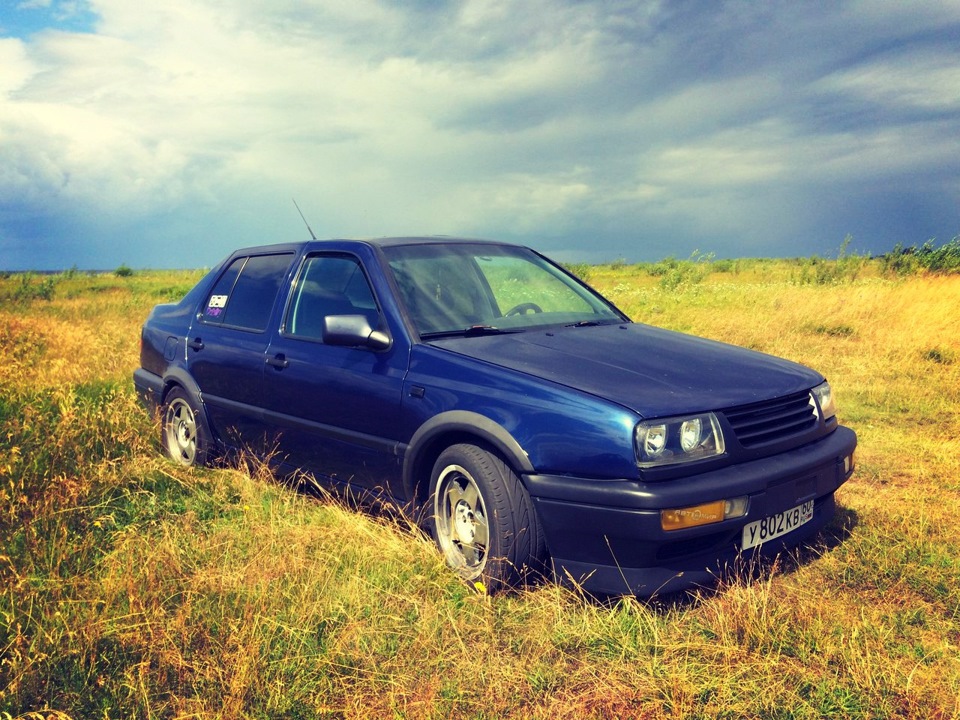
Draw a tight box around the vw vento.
[134,237,857,596]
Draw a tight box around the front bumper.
[525,425,857,597]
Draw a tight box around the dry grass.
[1,263,959,719]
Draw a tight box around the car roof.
[325,236,513,249]
[230,236,522,257]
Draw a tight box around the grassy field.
[1,257,958,719]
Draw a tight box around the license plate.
[741,500,814,550]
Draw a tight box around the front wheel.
[430,443,546,592]
[161,386,212,466]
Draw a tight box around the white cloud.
[1,0,958,269]
[818,53,960,113]
[0,38,35,94]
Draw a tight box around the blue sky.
[1,0,958,270]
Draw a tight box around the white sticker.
[208,294,228,309]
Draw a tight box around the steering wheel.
[504,302,544,317]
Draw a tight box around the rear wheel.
[430,443,546,592]
[161,386,212,467]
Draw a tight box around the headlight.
[811,381,837,422]
[635,412,725,468]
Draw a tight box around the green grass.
[1,258,959,718]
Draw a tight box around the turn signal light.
[661,497,749,531]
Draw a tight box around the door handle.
[266,354,289,369]
[187,338,204,351]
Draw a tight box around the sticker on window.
[206,294,228,317]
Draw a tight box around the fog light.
[662,497,749,531]
[724,497,749,519]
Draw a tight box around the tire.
[430,443,546,592]
[161,386,212,467]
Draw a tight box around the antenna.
[292,198,318,240]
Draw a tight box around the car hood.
[428,323,822,418]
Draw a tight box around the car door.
[187,250,296,451]
[261,251,408,499]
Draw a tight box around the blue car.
[134,237,857,596]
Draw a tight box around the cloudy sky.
[1,0,958,270]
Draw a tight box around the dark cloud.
[0,0,958,269]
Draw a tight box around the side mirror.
[322,315,392,351]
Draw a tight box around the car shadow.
[582,502,861,613]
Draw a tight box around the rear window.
[202,253,294,331]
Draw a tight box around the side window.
[285,254,379,340]
[202,253,294,331]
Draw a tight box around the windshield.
[383,243,624,337]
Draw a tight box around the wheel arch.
[160,367,203,406]
[402,411,534,508]
[158,368,219,444]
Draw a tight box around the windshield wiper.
[565,319,604,327]
[421,325,522,339]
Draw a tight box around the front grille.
[724,391,818,448]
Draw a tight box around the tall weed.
[792,235,869,285]
[880,236,960,276]
[0,273,56,304]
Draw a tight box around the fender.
[402,410,535,501]
[161,365,204,406]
